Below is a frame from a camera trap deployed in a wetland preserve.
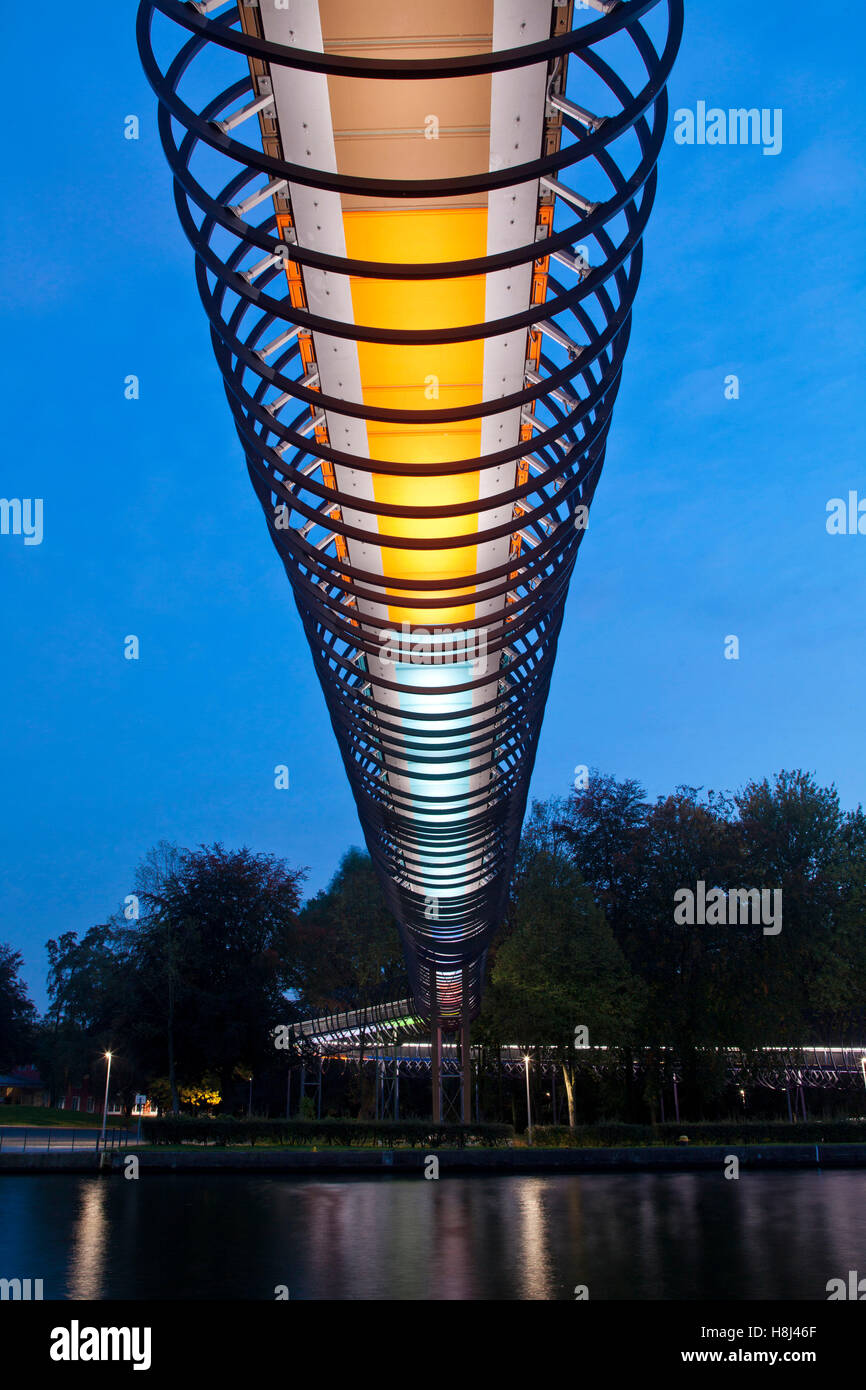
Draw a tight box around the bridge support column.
[461,967,472,1123]
[431,973,442,1122]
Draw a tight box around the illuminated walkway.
[139,0,682,1115]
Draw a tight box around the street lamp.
[100,1051,113,1146]
[524,1055,533,1145]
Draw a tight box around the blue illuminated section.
[395,659,477,899]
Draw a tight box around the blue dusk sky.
[1,2,864,1009]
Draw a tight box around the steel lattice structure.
[138,0,682,1057]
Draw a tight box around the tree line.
[480,769,866,1120]
[1,767,864,1122]
[1,841,407,1114]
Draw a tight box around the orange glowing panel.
[343,208,487,626]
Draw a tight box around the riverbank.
[3,1141,866,1174]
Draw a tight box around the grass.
[0,1105,128,1129]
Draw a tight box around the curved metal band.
[138,0,683,1023]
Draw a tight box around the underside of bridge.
[139,0,682,1118]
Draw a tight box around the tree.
[128,841,185,1111]
[295,848,408,1014]
[808,806,866,1040]
[558,771,649,938]
[135,843,306,1107]
[628,787,746,1113]
[733,770,843,1044]
[295,848,409,1116]
[481,849,643,1126]
[37,924,134,1106]
[0,944,37,1072]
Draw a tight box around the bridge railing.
[0,1126,133,1154]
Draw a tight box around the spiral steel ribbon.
[138,0,683,1025]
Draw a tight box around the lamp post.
[524,1054,533,1145]
[100,1051,113,1146]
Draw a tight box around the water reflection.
[67,1181,108,1300]
[1,1171,863,1300]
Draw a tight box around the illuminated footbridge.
[139,0,682,1116]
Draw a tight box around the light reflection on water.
[1,1171,864,1300]
[67,1180,108,1301]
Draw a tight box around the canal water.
[1,1170,863,1300]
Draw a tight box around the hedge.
[532,1120,866,1148]
[141,1117,513,1149]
